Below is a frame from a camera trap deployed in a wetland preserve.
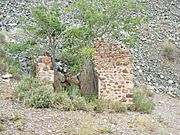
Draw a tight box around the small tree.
[61,0,148,93]
[63,0,148,72]
[21,2,69,90]
[21,0,147,91]
[67,0,148,47]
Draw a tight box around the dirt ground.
[0,78,180,135]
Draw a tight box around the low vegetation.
[162,39,177,62]
[0,124,6,132]
[133,116,155,132]
[133,86,155,114]
[15,78,155,114]
[15,78,52,108]
[0,32,6,44]
[0,47,21,79]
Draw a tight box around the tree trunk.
[79,60,98,95]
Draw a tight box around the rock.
[66,75,79,86]
[168,80,174,84]
[58,72,66,83]
[159,101,165,104]
[2,74,13,79]
[160,75,164,79]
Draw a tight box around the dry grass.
[64,114,113,135]
[133,85,155,114]
[133,116,155,132]
[162,39,177,62]
[0,124,6,132]
[0,33,6,44]
[134,85,154,97]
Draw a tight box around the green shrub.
[62,98,74,111]
[30,88,52,108]
[0,56,21,75]
[53,90,69,104]
[0,48,6,58]
[53,87,88,111]
[0,47,21,75]
[91,99,105,113]
[133,91,155,114]
[15,77,52,108]
[0,124,6,132]
[135,85,154,97]
[15,78,39,100]
[113,102,127,113]
[67,85,81,98]
[73,96,87,111]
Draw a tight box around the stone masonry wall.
[36,54,54,83]
[93,40,134,104]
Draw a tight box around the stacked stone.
[36,55,54,82]
[93,40,134,104]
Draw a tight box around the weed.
[15,77,52,108]
[98,127,113,134]
[11,113,21,122]
[91,99,105,113]
[0,48,6,58]
[0,33,6,44]
[67,85,81,98]
[112,102,127,113]
[134,85,154,97]
[53,90,69,104]
[62,98,74,111]
[30,88,52,108]
[0,54,21,75]
[134,116,155,132]
[156,115,164,123]
[0,124,6,132]
[73,96,87,111]
[162,39,177,61]
[133,90,155,114]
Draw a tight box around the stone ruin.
[35,53,54,90]
[35,41,134,104]
[93,40,134,104]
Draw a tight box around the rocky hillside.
[0,0,180,97]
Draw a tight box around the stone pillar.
[93,40,134,104]
[36,53,54,90]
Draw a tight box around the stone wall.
[36,54,54,90]
[93,40,134,104]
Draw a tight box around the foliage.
[134,85,154,97]
[133,89,155,114]
[53,90,69,104]
[0,32,6,44]
[30,88,52,108]
[112,102,127,113]
[53,86,88,111]
[21,0,147,75]
[0,48,21,75]
[73,96,87,111]
[0,48,6,58]
[15,77,52,108]
[91,99,106,113]
[16,78,129,113]
[67,0,147,46]
[4,40,41,57]
[0,124,6,132]
[22,2,67,70]
[98,127,113,134]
